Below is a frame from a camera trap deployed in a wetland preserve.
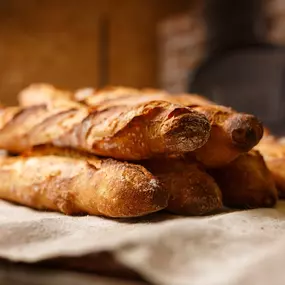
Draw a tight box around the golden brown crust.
[55,100,210,159]
[255,136,285,159]
[12,84,211,159]
[262,126,271,137]
[19,83,75,107]
[0,105,88,153]
[192,106,264,167]
[75,86,143,106]
[255,137,285,197]
[0,146,169,217]
[73,87,264,167]
[210,150,278,209]
[75,87,212,110]
[33,146,222,216]
[264,159,285,198]
[19,84,263,166]
[141,158,222,215]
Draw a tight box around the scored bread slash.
[0,146,169,218]
[3,83,211,160]
[73,86,263,167]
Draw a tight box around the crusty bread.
[255,137,285,198]
[190,105,264,167]
[255,136,285,160]
[13,84,211,159]
[19,83,75,107]
[71,86,264,167]
[210,150,278,209]
[0,146,169,217]
[264,159,285,198]
[74,86,213,110]
[141,158,222,215]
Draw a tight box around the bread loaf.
[71,86,264,167]
[141,158,222,215]
[255,136,285,198]
[14,84,211,159]
[190,105,264,167]
[210,150,277,208]
[0,146,169,217]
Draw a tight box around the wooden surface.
[0,0,191,105]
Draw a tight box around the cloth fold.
[1,200,285,285]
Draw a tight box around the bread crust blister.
[0,146,169,217]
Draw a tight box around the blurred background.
[0,0,285,133]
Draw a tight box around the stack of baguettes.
[0,83,282,218]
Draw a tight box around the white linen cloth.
[1,200,285,285]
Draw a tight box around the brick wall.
[157,0,285,94]
[265,0,285,44]
[157,6,206,93]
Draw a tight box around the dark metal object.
[189,45,285,135]
[189,0,285,135]
[204,0,265,55]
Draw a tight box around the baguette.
[255,136,285,198]
[74,87,214,110]
[210,150,278,209]
[190,105,263,167]
[141,158,222,215]
[19,83,75,107]
[0,146,169,217]
[72,86,264,167]
[14,84,211,159]
[0,104,88,153]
